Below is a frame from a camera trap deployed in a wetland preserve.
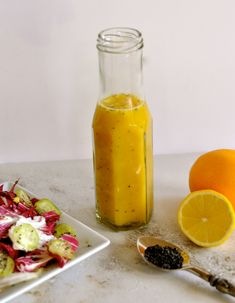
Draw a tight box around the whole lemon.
[189,149,235,210]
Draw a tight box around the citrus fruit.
[178,190,235,247]
[189,149,235,210]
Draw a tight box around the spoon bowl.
[137,236,190,269]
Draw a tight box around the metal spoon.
[137,236,235,297]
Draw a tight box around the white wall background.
[0,0,235,163]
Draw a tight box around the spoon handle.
[186,266,235,297]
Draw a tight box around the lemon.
[178,190,235,247]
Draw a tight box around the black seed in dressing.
[144,244,183,269]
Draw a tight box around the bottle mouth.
[97,27,143,54]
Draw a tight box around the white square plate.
[0,182,110,303]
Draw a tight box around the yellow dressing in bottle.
[93,93,153,229]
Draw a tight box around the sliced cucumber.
[35,199,61,216]
[0,253,15,277]
[54,223,77,238]
[10,223,40,252]
[48,239,73,259]
[15,189,32,207]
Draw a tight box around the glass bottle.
[92,27,153,230]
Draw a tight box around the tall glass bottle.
[92,27,153,230]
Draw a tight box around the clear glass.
[92,28,153,230]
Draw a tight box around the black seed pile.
[144,244,184,269]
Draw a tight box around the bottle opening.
[97,27,143,54]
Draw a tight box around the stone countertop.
[0,154,235,303]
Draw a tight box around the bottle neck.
[98,49,144,100]
[97,27,144,101]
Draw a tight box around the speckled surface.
[0,154,235,303]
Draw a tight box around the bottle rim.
[97,27,144,54]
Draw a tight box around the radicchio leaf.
[15,252,53,272]
[0,219,17,239]
[0,242,18,259]
[60,234,79,252]
[17,203,37,218]
[30,198,39,205]
[50,254,68,268]
[41,221,56,235]
[0,206,19,218]
[9,179,19,193]
[42,211,60,223]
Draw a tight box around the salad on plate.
[0,180,79,290]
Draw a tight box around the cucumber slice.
[54,223,77,238]
[10,223,40,252]
[35,199,61,216]
[0,253,15,277]
[48,239,73,259]
[15,189,32,207]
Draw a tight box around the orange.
[189,149,235,210]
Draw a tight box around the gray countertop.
[0,154,234,303]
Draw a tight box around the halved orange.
[178,190,235,247]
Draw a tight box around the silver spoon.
[137,236,235,297]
